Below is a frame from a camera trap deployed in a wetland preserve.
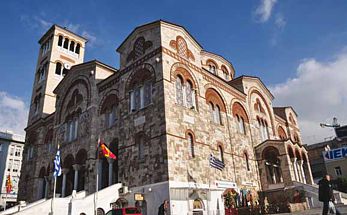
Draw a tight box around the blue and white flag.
[209,154,225,171]
[53,150,62,177]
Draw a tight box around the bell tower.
[28,25,87,125]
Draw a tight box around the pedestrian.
[318,174,341,215]
[158,200,169,215]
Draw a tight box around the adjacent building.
[306,137,347,183]
[18,20,314,214]
[0,131,25,210]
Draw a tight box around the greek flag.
[53,150,62,177]
[209,154,225,171]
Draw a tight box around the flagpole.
[95,136,100,215]
[4,191,7,211]
[51,144,60,215]
[51,175,57,215]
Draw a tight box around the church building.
[18,20,314,215]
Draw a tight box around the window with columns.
[263,147,283,184]
[57,35,81,55]
[205,88,225,126]
[100,94,119,129]
[175,74,196,109]
[41,36,52,56]
[257,117,269,141]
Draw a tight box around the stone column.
[73,164,81,191]
[44,176,49,198]
[291,158,299,181]
[108,158,114,186]
[61,168,69,197]
[305,161,314,185]
[98,161,102,189]
[298,160,306,184]
[296,160,303,182]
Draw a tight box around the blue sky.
[1,0,347,143]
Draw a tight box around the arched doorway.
[62,154,74,197]
[75,149,87,191]
[263,147,283,184]
[192,198,204,215]
[38,167,46,199]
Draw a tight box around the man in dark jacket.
[319,174,341,215]
[158,200,169,215]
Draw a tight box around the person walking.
[158,200,169,215]
[318,174,341,215]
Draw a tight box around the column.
[98,160,102,189]
[291,158,299,181]
[305,161,314,185]
[61,168,69,197]
[44,176,49,198]
[298,160,306,184]
[108,158,114,186]
[73,164,80,191]
[296,160,303,182]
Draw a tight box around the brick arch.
[232,102,249,123]
[125,63,156,93]
[287,145,295,158]
[262,146,280,160]
[206,59,219,69]
[63,154,75,169]
[170,62,199,93]
[44,129,53,144]
[39,166,46,178]
[75,149,88,165]
[58,77,91,123]
[248,88,275,134]
[295,148,302,160]
[205,88,226,112]
[99,94,119,115]
[277,125,287,140]
[185,129,196,141]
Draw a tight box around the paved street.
[271,205,347,214]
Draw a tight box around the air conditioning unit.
[119,186,128,194]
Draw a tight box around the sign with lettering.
[323,147,347,162]
[134,193,144,201]
[215,180,237,189]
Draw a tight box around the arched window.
[175,76,184,105]
[75,43,81,54]
[221,65,229,80]
[244,152,250,171]
[214,105,222,125]
[58,35,63,47]
[187,133,195,158]
[277,126,287,140]
[34,94,41,114]
[185,81,194,108]
[236,115,245,134]
[69,41,75,52]
[218,145,224,163]
[63,38,69,49]
[128,69,154,112]
[105,105,118,128]
[209,64,216,74]
[55,62,62,75]
[209,102,214,123]
[263,147,283,184]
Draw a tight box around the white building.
[0,131,25,210]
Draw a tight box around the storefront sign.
[241,181,254,187]
[323,147,347,162]
[134,193,144,201]
[215,180,237,189]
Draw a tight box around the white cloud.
[270,49,347,144]
[275,14,286,29]
[254,0,277,23]
[20,15,52,33]
[0,92,29,135]
[82,31,97,47]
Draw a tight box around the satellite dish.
[63,63,71,70]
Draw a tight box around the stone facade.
[18,20,313,214]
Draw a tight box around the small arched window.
[244,152,250,171]
[75,43,81,54]
[185,81,194,108]
[55,62,62,75]
[209,64,216,74]
[175,76,184,105]
[63,38,69,49]
[58,35,63,47]
[218,145,224,163]
[177,36,188,58]
[187,133,195,158]
[69,41,75,52]
[134,37,145,59]
[214,105,222,125]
